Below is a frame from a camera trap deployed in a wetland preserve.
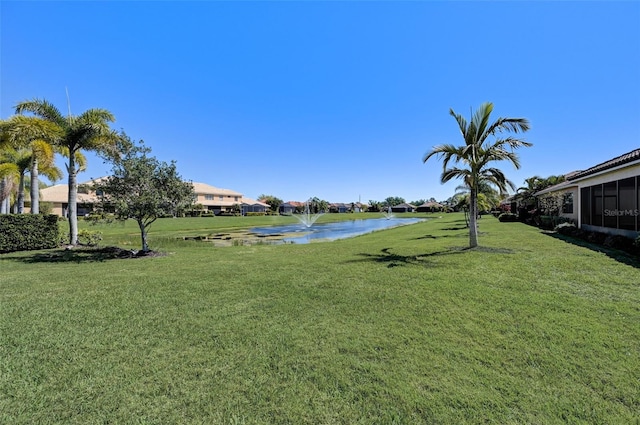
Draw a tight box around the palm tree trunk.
[67,154,78,245]
[0,179,7,214]
[17,172,26,214]
[29,157,39,214]
[469,187,479,248]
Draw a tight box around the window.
[619,177,636,230]
[234,196,239,202]
[562,193,573,214]
[219,196,223,201]
[581,187,591,225]
[581,175,640,231]
[592,184,603,227]
[603,182,617,228]
[205,194,214,201]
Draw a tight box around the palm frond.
[472,102,493,141]
[77,108,116,124]
[441,167,471,184]
[449,108,468,135]
[15,99,65,126]
[485,117,531,136]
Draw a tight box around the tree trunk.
[68,154,79,245]
[138,219,149,252]
[30,157,39,214]
[469,187,479,248]
[0,178,9,214]
[17,172,26,214]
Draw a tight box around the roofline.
[567,148,640,181]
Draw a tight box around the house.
[353,202,366,213]
[241,197,269,215]
[534,148,640,238]
[416,201,444,213]
[329,203,349,213]
[40,178,265,217]
[279,202,301,215]
[391,203,416,213]
[192,182,244,215]
[38,182,101,217]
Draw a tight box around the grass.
[1,213,639,424]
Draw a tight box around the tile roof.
[191,182,243,196]
[41,184,99,203]
[567,148,640,181]
[241,197,269,207]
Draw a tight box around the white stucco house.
[534,148,640,238]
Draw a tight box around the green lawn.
[1,213,638,424]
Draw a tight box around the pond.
[250,217,426,244]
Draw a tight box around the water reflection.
[251,217,425,244]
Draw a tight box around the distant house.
[353,202,366,213]
[241,197,270,215]
[40,178,262,217]
[39,182,100,217]
[416,202,444,213]
[192,182,243,215]
[534,148,640,238]
[279,202,299,215]
[391,203,416,213]
[329,203,349,213]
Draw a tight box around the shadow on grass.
[348,246,514,268]
[2,246,161,264]
[543,232,640,269]
[412,233,467,240]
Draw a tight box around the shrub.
[39,202,54,215]
[602,235,634,251]
[0,214,59,253]
[78,229,103,247]
[498,213,518,222]
[555,222,577,236]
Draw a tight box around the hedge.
[0,214,60,253]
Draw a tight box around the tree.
[94,142,195,252]
[0,153,18,214]
[0,115,63,213]
[367,200,381,212]
[515,174,566,211]
[384,196,405,207]
[308,197,329,214]
[15,98,120,244]
[258,194,283,214]
[423,102,531,248]
[0,147,61,213]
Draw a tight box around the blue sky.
[2,1,639,204]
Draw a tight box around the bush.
[602,235,634,251]
[498,213,518,222]
[0,214,59,253]
[78,229,103,247]
[555,222,577,236]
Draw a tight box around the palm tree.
[0,146,63,213]
[0,151,19,214]
[423,102,531,248]
[515,174,566,211]
[15,98,120,244]
[0,115,64,213]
